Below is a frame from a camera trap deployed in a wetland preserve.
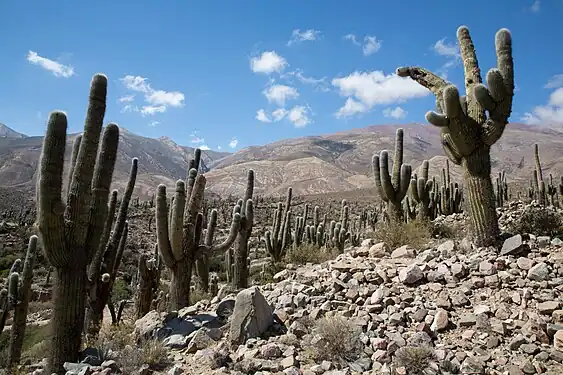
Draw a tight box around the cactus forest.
[0,25,562,375]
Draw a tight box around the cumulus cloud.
[383,106,407,119]
[229,137,238,149]
[26,51,74,78]
[263,84,299,106]
[545,74,563,89]
[287,106,312,128]
[432,38,461,78]
[250,51,288,74]
[120,75,185,116]
[344,34,382,56]
[255,106,311,127]
[287,29,321,46]
[530,0,540,12]
[522,87,563,126]
[332,70,429,118]
[256,109,271,123]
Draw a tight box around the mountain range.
[0,121,561,201]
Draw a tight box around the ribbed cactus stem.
[265,187,292,262]
[397,26,514,246]
[232,169,255,289]
[7,235,38,368]
[36,74,125,374]
[410,160,433,220]
[372,128,412,221]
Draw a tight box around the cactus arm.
[396,66,450,112]
[398,164,412,201]
[379,151,396,201]
[155,184,176,268]
[204,209,218,246]
[410,178,421,203]
[66,135,82,195]
[37,112,68,267]
[391,128,404,189]
[170,180,186,260]
[196,210,241,257]
[85,125,120,264]
[372,155,387,202]
[88,190,118,280]
[64,75,108,248]
[109,221,128,287]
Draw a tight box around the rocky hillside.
[1,122,563,199]
[0,125,229,199]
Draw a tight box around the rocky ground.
[5,200,563,375]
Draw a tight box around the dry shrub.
[285,243,336,265]
[374,220,431,249]
[393,345,436,374]
[508,204,563,236]
[311,315,362,364]
[119,339,169,373]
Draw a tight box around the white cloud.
[344,34,382,56]
[26,51,74,78]
[287,106,311,128]
[256,109,271,123]
[272,108,288,122]
[119,95,135,103]
[263,84,299,106]
[148,121,160,127]
[120,75,185,116]
[362,36,382,56]
[199,145,210,150]
[250,51,288,74]
[140,105,166,116]
[191,136,205,144]
[287,29,321,46]
[522,87,563,125]
[433,38,459,58]
[332,70,429,118]
[530,0,540,12]
[335,98,368,118]
[432,38,461,78]
[217,145,222,150]
[282,70,330,92]
[383,106,407,119]
[545,74,563,89]
[229,137,238,149]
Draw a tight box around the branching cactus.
[7,236,37,369]
[85,158,137,338]
[232,170,255,289]
[410,160,434,220]
[372,128,412,222]
[265,187,292,262]
[156,152,241,310]
[495,171,508,208]
[397,26,514,246]
[547,174,558,207]
[36,74,125,374]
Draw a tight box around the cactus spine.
[372,128,412,222]
[36,74,123,374]
[231,170,255,289]
[397,26,514,246]
[7,236,38,369]
[156,149,241,310]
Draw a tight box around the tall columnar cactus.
[85,158,137,337]
[7,236,38,369]
[533,144,547,206]
[410,160,434,220]
[156,151,241,310]
[36,74,123,374]
[265,187,293,262]
[397,26,514,246]
[547,174,558,207]
[0,271,19,336]
[231,170,255,289]
[372,128,412,222]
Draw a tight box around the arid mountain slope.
[205,122,563,197]
[0,126,229,200]
[0,122,561,200]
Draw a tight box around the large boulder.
[229,286,273,344]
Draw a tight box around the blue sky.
[1,0,562,152]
